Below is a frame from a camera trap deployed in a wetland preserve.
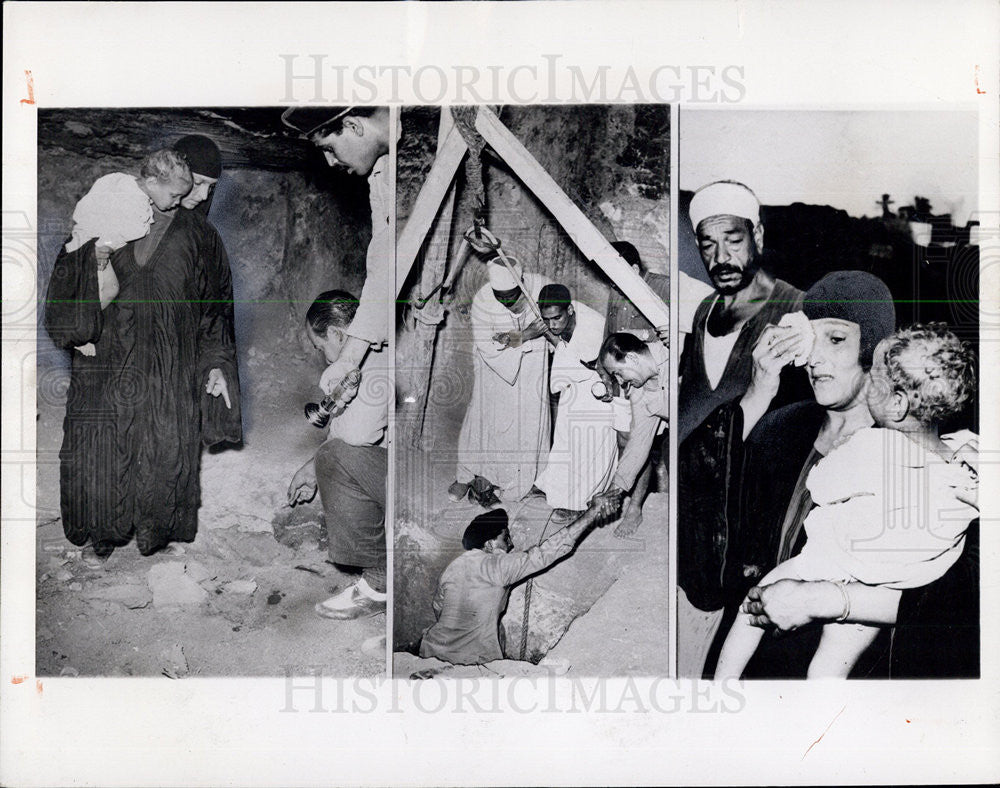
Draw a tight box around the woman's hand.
[745,579,903,629]
[739,324,810,437]
[205,368,232,409]
[742,579,843,630]
[749,324,805,396]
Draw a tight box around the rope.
[467,226,548,327]
[519,507,555,662]
[449,108,552,337]
[519,579,533,660]
[449,106,487,224]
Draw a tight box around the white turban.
[689,181,760,232]
[487,261,521,290]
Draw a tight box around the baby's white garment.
[795,427,978,589]
[66,173,153,253]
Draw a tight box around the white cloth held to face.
[776,310,815,366]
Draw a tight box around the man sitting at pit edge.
[419,493,621,665]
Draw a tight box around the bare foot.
[613,500,643,538]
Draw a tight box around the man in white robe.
[451,261,552,506]
[532,284,618,516]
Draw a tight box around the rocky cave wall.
[394,105,671,654]
[396,104,671,443]
[35,113,375,536]
[36,126,372,398]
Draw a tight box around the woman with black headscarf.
[45,134,241,558]
[679,271,978,679]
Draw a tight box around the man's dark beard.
[710,257,760,295]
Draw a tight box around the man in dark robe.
[677,180,805,445]
[44,134,241,557]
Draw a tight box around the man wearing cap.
[45,134,241,558]
[281,106,394,395]
[449,261,552,507]
[531,283,618,519]
[419,494,620,665]
[603,241,671,344]
[281,107,393,620]
[678,180,804,444]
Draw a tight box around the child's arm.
[808,622,881,679]
[715,557,805,679]
[96,250,120,311]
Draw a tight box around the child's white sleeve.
[806,427,883,505]
[66,173,153,253]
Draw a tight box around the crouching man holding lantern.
[287,289,390,620]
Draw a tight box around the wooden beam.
[400,110,459,448]
[474,107,670,330]
[395,125,468,296]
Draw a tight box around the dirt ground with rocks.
[35,310,384,678]
[393,326,672,677]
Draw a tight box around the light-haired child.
[66,148,192,354]
[716,323,978,679]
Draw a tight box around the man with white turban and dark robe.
[450,261,551,507]
[678,180,805,445]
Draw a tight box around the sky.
[679,109,980,226]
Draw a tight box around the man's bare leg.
[615,461,650,537]
[612,430,641,537]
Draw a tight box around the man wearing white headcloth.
[531,284,618,518]
[678,180,804,444]
[450,261,552,507]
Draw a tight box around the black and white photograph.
[34,106,392,677]
[675,109,982,680]
[392,105,673,677]
[3,2,999,786]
